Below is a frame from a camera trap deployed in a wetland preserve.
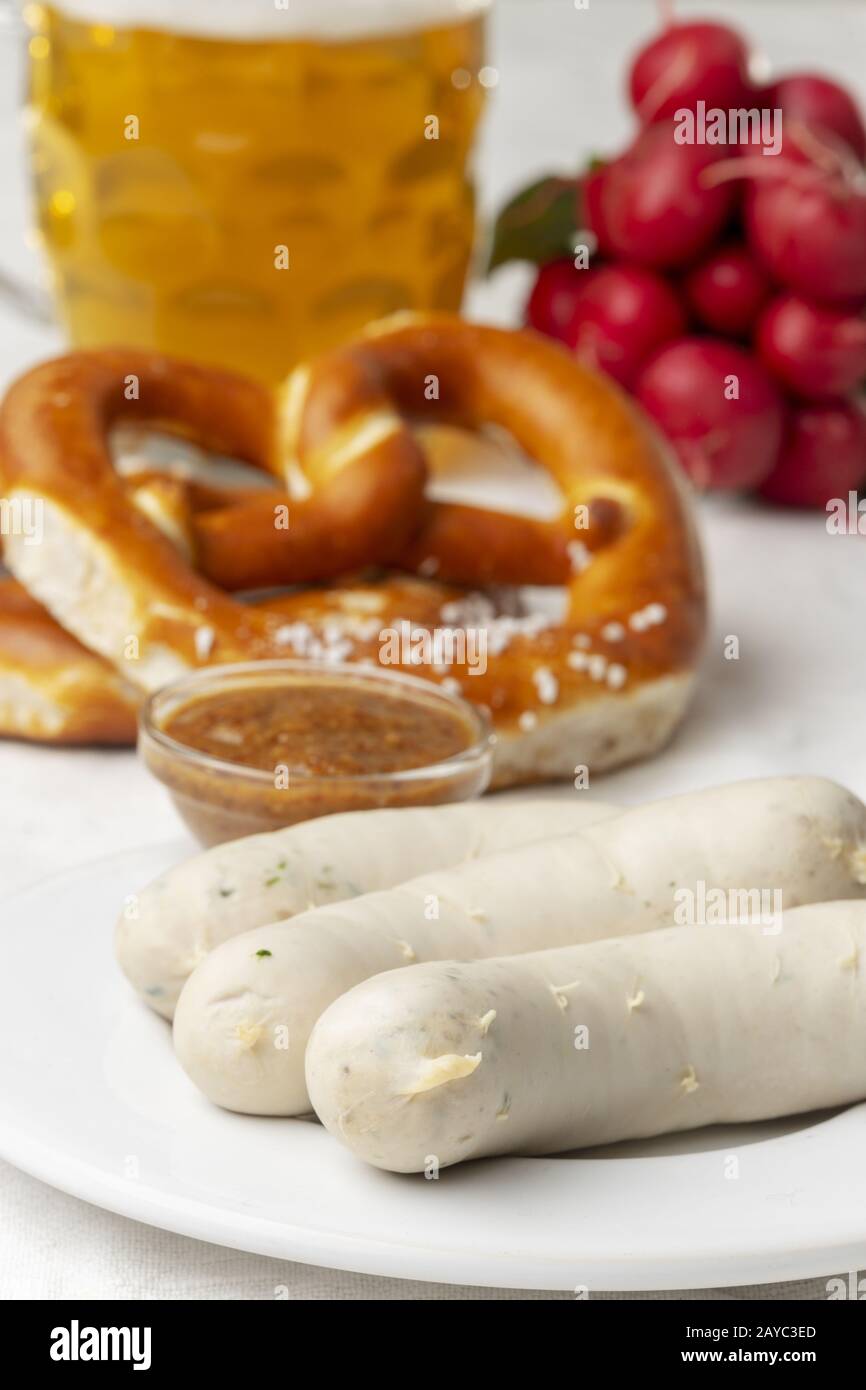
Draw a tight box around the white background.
[1,0,865,1299]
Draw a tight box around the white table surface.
[1,0,865,1300]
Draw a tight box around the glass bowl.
[139,660,494,846]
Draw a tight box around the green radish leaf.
[486,174,582,274]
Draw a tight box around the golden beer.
[24,1,489,380]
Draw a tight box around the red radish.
[744,157,866,305]
[629,20,752,125]
[596,125,737,270]
[582,165,612,253]
[684,242,773,337]
[723,116,861,175]
[526,259,588,340]
[757,294,866,401]
[635,337,785,490]
[770,74,866,162]
[759,401,866,507]
[557,265,687,389]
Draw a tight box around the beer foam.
[49,1,491,41]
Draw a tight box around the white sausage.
[173,776,866,1115]
[118,795,616,1018]
[306,899,866,1171]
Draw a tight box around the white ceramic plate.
[2,843,866,1293]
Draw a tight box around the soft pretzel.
[0,317,705,782]
[262,325,631,592]
[0,572,450,747]
[0,577,137,744]
[247,315,706,783]
[0,348,428,687]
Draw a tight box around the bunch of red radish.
[525,15,866,507]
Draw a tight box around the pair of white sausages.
[117,796,617,1018]
[171,776,866,1120]
[307,901,866,1172]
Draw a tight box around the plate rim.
[4,1102,866,1292]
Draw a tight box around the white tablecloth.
[1,0,865,1299]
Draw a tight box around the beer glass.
[22,1,490,381]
